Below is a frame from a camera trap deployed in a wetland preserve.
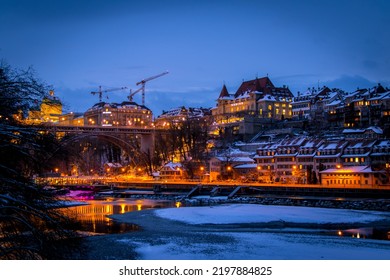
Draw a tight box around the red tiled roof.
[235,77,274,97]
[234,77,293,99]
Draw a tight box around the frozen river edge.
[72,204,390,260]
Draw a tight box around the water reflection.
[62,199,175,234]
[337,227,390,241]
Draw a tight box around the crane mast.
[128,87,142,102]
[91,86,128,102]
[136,71,169,105]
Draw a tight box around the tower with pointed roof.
[211,76,293,139]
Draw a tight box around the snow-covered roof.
[214,157,254,163]
[300,138,323,148]
[320,165,381,174]
[341,152,370,158]
[345,140,376,149]
[274,152,298,157]
[258,94,277,102]
[161,162,182,171]
[314,153,342,159]
[278,136,307,146]
[219,96,233,100]
[158,106,210,119]
[88,101,150,111]
[327,91,339,100]
[296,153,316,158]
[374,140,390,147]
[317,140,347,150]
[368,91,390,101]
[104,162,122,168]
[233,163,257,169]
[253,155,274,159]
[342,127,383,135]
[326,99,342,107]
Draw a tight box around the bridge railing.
[43,124,161,134]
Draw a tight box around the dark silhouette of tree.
[0,61,80,259]
[158,117,211,178]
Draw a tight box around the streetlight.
[292,165,297,184]
[227,165,232,180]
[175,167,181,181]
[256,165,261,182]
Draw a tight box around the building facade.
[154,106,211,128]
[83,101,153,127]
[320,166,386,188]
[27,90,63,124]
[212,77,294,137]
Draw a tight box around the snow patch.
[155,204,389,225]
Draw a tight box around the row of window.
[344,157,366,163]
[326,179,369,185]
[325,173,370,178]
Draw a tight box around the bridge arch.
[54,132,150,169]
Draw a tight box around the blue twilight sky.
[1,0,389,116]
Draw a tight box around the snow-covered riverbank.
[155,204,390,225]
[73,203,390,260]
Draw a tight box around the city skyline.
[1,0,389,115]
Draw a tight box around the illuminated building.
[83,101,153,127]
[370,140,390,170]
[212,77,293,138]
[158,162,183,180]
[341,140,376,166]
[27,90,63,123]
[154,106,211,128]
[342,126,383,140]
[58,112,84,126]
[210,156,254,181]
[314,140,348,172]
[320,165,386,187]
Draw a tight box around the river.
[62,198,177,234]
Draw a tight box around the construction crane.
[128,87,142,102]
[136,71,169,105]
[91,86,128,102]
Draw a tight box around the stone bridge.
[46,124,160,156]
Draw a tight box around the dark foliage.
[0,61,81,259]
